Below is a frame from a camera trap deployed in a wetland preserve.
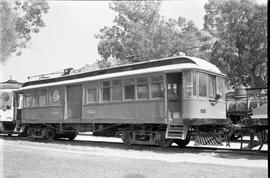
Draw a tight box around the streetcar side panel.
[182,100,226,123]
[81,73,166,124]
[22,107,64,123]
[82,100,165,123]
[181,70,227,125]
[21,86,65,123]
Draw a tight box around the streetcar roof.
[16,56,225,91]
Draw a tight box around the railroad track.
[0,134,267,156]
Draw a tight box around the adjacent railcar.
[0,80,22,135]
[226,87,268,149]
[14,56,227,147]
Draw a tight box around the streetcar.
[13,55,227,147]
[0,79,22,135]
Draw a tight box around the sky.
[0,0,267,83]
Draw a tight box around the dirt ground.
[0,136,268,178]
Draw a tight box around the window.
[192,73,197,96]
[0,92,9,102]
[0,92,11,110]
[102,81,110,102]
[137,77,149,99]
[151,75,164,98]
[49,88,62,105]
[24,93,32,107]
[168,83,178,99]
[112,80,122,101]
[209,75,216,99]
[124,78,135,100]
[217,77,225,98]
[87,88,98,103]
[39,89,47,106]
[185,71,197,97]
[32,90,39,107]
[199,73,207,97]
[18,94,23,109]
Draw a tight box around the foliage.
[96,1,212,68]
[204,0,267,88]
[0,0,49,63]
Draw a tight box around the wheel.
[27,127,34,138]
[174,133,190,147]
[18,126,28,137]
[157,133,173,148]
[46,128,56,141]
[68,132,78,141]
[121,131,132,145]
[66,127,78,141]
[174,137,190,147]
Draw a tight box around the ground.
[0,135,268,178]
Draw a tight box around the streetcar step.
[166,124,184,139]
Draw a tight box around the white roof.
[16,56,225,91]
[188,56,222,73]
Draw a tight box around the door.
[67,85,82,119]
[166,73,182,124]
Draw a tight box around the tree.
[204,0,267,88]
[0,0,49,63]
[96,1,212,68]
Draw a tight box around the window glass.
[24,93,32,107]
[124,78,135,100]
[112,79,122,101]
[137,84,149,99]
[209,75,216,99]
[151,75,164,98]
[168,83,178,99]
[102,81,110,102]
[18,94,23,109]
[32,90,39,107]
[39,89,47,106]
[217,77,225,98]
[87,88,97,103]
[185,71,197,97]
[193,72,197,96]
[199,73,207,97]
[151,83,164,98]
[137,77,149,99]
[185,72,192,96]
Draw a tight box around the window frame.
[23,92,32,108]
[184,71,198,98]
[123,78,136,101]
[49,87,63,106]
[198,72,208,99]
[101,81,111,102]
[86,87,99,104]
[84,82,100,104]
[136,76,149,100]
[39,88,48,107]
[208,74,217,99]
[150,75,164,99]
[111,79,123,102]
[217,76,225,99]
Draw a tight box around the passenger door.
[67,85,82,119]
[166,73,182,124]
